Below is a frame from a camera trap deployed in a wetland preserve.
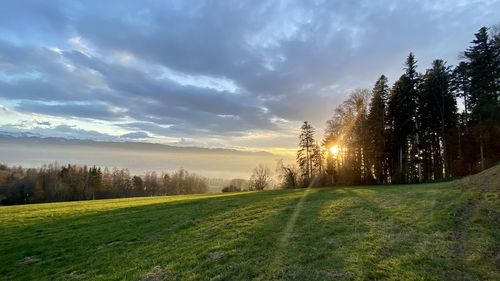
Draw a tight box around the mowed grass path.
[0,175,498,280]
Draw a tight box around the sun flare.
[330,145,339,155]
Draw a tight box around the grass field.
[1,168,499,280]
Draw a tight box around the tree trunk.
[399,146,403,174]
[416,131,422,182]
[480,138,485,171]
[479,119,485,171]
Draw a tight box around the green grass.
[0,176,498,280]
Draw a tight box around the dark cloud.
[36,121,51,126]
[14,100,126,121]
[0,0,499,145]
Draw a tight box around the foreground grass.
[0,173,498,280]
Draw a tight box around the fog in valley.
[0,136,291,180]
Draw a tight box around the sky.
[0,0,499,155]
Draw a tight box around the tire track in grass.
[279,187,312,245]
[260,178,317,280]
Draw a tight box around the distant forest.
[0,164,210,205]
[282,26,500,187]
[0,162,271,205]
[1,26,499,205]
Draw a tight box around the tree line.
[222,164,273,192]
[0,161,276,205]
[0,163,208,205]
[281,26,499,187]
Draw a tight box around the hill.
[0,132,274,156]
[0,133,291,179]
[0,166,498,280]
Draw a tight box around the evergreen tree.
[418,60,457,180]
[311,143,325,179]
[452,62,475,175]
[462,26,500,170]
[387,53,421,183]
[366,75,389,183]
[297,121,315,186]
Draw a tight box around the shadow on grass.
[2,183,493,280]
[0,188,309,280]
[280,185,482,280]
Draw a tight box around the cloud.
[120,131,149,139]
[50,124,114,140]
[14,100,127,121]
[36,121,51,126]
[0,122,116,141]
[1,0,499,148]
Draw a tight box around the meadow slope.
[0,166,499,280]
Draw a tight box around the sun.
[330,145,339,155]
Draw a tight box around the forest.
[282,26,500,187]
[0,162,273,204]
[1,26,499,204]
[0,164,211,205]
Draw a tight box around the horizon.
[0,133,292,179]
[1,1,499,154]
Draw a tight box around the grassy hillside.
[1,167,499,280]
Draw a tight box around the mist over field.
[0,136,291,179]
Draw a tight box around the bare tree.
[249,164,271,191]
[276,160,300,188]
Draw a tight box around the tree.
[324,89,370,184]
[166,169,207,194]
[161,173,170,195]
[249,164,271,191]
[311,144,325,177]
[452,62,471,123]
[324,146,336,185]
[387,53,420,183]
[418,59,457,180]
[324,118,342,185]
[222,178,247,192]
[88,166,102,199]
[132,176,144,196]
[366,75,389,183]
[462,26,500,171]
[144,171,159,196]
[276,160,300,188]
[0,163,209,205]
[297,121,315,186]
[451,61,474,175]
